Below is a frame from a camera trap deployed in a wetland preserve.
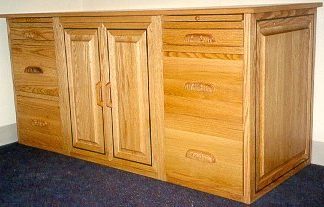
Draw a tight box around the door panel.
[65,29,105,154]
[256,16,313,190]
[107,30,152,165]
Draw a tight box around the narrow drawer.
[163,14,243,22]
[163,29,243,47]
[16,96,64,153]
[9,26,54,41]
[164,53,243,124]
[165,128,243,196]
[11,41,59,98]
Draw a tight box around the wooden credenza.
[3,3,322,204]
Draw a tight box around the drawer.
[164,53,243,124]
[16,96,64,152]
[165,128,243,196]
[11,41,59,98]
[163,14,243,22]
[9,25,54,41]
[163,29,243,47]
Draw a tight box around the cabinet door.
[107,30,152,165]
[256,16,314,190]
[65,29,105,154]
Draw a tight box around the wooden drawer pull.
[184,82,215,93]
[96,81,103,107]
[105,82,112,108]
[31,119,48,127]
[24,66,43,74]
[184,33,215,44]
[186,149,216,163]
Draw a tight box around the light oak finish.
[16,96,65,153]
[9,27,54,40]
[163,29,243,47]
[1,3,322,18]
[255,15,314,191]
[11,40,58,99]
[107,29,152,165]
[64,29,105,154]
[5,3,321,204]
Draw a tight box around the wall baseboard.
[0,123,17,146]
[311,141,324,166]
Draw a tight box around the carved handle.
[24,66,43,74]
[96,81,103,107]
[105,82,112,108]
[184,33,215,44]
[31,119,48,127]
[186,149,216,163]
[184,82,215,93]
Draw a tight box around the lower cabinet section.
[16,96,66,154]
[165,128,243,198]
[8,7,319,204]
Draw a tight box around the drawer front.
[11,41,59,98]
[9,26,54,41]
[164,53,243,125]
[163,29,243,47]
[166,128,243,196]
[163,14,243,22]
[16,96,64,153]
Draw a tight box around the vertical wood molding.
[243,13,257,204]
[147,16,165,180]
[53,17,72,155]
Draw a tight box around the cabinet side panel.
[256,15,313,191]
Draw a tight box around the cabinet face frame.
[255,15,314,191]
[54,17,165,178]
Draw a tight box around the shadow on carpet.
[0,143,323,207]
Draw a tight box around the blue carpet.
[0,143,323,207]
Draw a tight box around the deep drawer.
[164,52,243,125]
[165,128,243,196]
[11,40,59,98]
[16,96,64,153]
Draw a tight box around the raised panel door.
[65,29,105,154]
[107,29,152,165]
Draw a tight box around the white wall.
[0,0,83,145]
[0,0,323,148]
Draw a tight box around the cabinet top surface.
[0,3,322,18]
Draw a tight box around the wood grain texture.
[107,29,152,165]
[255,15,314,191]
[6,6,320,204]
[163,22,243,29]
[163,29,243,47]
[166,128,243,199]
[53,17,72,156]
[64,29,105,154]
[1,3,322,18]
[242,13,257,204]
[16,96,65,153]
[254,8,315,20]
[163,44,244,54]
[146,16,166,179]
[164,21,245,200]
[163,14,243,22]
[9,27,54,40]
[11,40,58,99]
[8,17,53,23]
